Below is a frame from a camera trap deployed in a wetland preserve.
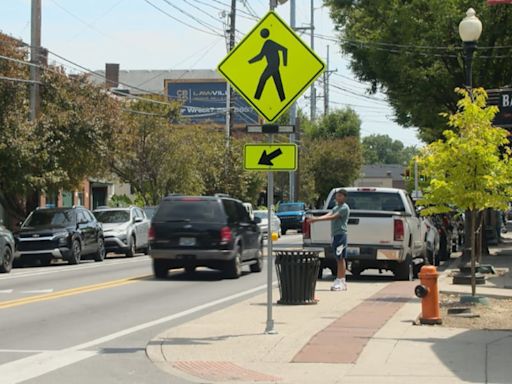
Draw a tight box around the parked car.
[0,224,16,273]
[149,195,263,279]
[15,207,105,265]
[253,210,281,238]
[420,217,440,266]
[143,206,158,220]
[276,201,306,235]
[93,206,150,257]
[243,202,254,220]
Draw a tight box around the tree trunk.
[471,209,477,297]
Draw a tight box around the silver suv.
[93,207,150,257]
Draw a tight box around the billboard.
[166,79,259,125]
[488,88,512,128]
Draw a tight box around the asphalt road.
[0,233,303,384]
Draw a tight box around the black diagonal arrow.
[258,148,283,166]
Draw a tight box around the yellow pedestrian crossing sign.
[244,144,297,171]
[218,11,325,123]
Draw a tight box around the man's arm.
[309,212,340,222]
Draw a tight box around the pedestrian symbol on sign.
[248,28,287,102]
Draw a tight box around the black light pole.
[459,8,482,100]
[457,8,483,295]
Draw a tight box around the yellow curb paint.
[0,275,150,310]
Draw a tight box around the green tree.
[362,134,418,165]
[417,88,512,296]
[0,34,121,220]
[304,107,361,139]
[301,136,362,207]
[326,0,512,142]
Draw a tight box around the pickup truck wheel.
[225,247,242,279]
[350,265,363,277]
[427,249,439,266]
[281,228,286,235]
[184,265,196,274]
[395,255,413,281]
[153,259,169,279]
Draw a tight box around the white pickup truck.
[302,187,426,280]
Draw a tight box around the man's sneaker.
[340,281,348,291]
[331,279,341,291]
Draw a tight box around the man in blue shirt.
[308,189,350,291]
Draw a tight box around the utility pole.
[30,0,41,121]
[289,0,296,202]
[224,0,236,146]
[309,0,316,121]
[324,45,329,115]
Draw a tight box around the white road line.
[20,289,54,294]
[0,349,54,353]
[0,290,13,294]
[0,257,150,281]
[0,282,272,383]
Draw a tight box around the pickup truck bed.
[303,188,426,280]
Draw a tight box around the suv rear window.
[327,192,405,212]
[154,199,224,222]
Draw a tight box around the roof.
[89,69,223,94]
[359,164,405,181]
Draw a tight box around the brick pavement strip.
[173,361,282,382]
[292,281,416,364]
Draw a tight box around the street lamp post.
[458,8,483,99]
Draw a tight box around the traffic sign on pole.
[217,11,325,123]
[244,143,297,171]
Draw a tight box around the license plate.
[347,247,360,257]
[179,237,196,246]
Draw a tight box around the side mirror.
[253,217,262,224]
[134,217,143,223]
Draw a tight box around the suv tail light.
[394,219,404,241]
[220,226,232,244]
[302,219,311,239]
[148,226,155,241]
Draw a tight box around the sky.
[1,0,422,147]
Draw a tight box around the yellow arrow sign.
[218,11,325,123]
[244,144,297,171]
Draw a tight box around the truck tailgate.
[310,211,399,246]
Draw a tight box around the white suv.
[93,207,150,257]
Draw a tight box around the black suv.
[149,195,263,279]
[15,207,105,266]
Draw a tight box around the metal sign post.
[265,133,275,334]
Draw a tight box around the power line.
[180,0,225,25]
[0,75,41,85]
[143,0,223,37]
[160,0,225,35]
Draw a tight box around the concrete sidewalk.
[146,269,512,384]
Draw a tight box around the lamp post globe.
[458,8,482,95]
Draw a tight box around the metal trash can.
[274,249,320,305]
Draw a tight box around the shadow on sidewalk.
[377,330,512,383]
[148,332,263,346]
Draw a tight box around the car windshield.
[327,192,405,212]
[94,210,130,223]
[278,203,304,212]
[24,209,75,228]
[154,199,224,223]
[254,211,268,219]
